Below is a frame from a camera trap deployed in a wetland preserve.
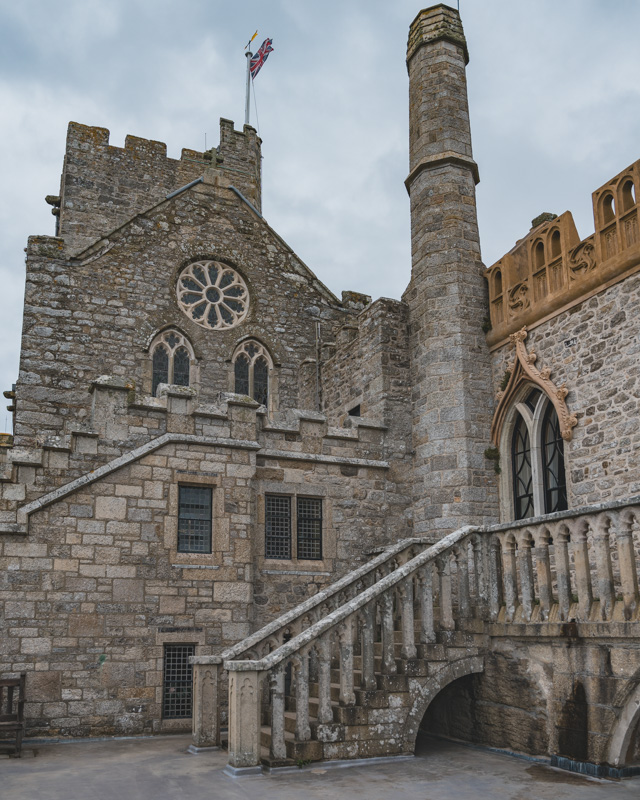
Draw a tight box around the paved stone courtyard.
[2,734,638,800]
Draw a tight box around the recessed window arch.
[503,386,568,521]
[621,179,636,212]
[550,229,561,259]
[232,340,273,407]
[603,193,616,224]
[150,330,195,396]
[494,269,503,296]
[534,240,545,269]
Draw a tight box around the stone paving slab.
[1,734,638,800]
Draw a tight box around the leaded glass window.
[150,330,193,396]
[177,486,212,553]
[234,353,250,396]
[254,357,269,406]
[542,404,568,513]
[152,345,169,396]
[232,340,272,408]
[265,495,291,559]
[173,347,190,386]
[512,414,534,520]
[162,644,195,719]
[297,497,322,560]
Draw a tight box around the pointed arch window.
[508,387,568,520]
[512,414,534,520]
[232,340,272,408]
[541,401,568,513]
[150,330,194,396]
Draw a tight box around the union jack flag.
[250,38,274,79]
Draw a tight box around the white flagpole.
[244,51,253,126]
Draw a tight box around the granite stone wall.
[490,272,640,509]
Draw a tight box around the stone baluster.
[455,545,471,618]
[473,534,490,610]
[269,664,287,761]
[294,649,311,741]
[317,635,333,724]
[488,535,503,621]
[613,511,639,620]
[418,563,436,644]
[570,519,593,621]
[227,667,262,769]
[592,514,615,620]
[380,591,397,674]
[360,604,377,690]
[517,532,535,622]
[400,577,417,659]
[339,618,356,705]
[192,661,220,749]
[533,528,553,622]
[502,535,518,622]
[554,525,572,621]
[437,555,454,630]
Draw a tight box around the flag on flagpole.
[249,38,274,79]
[244,30,258,50]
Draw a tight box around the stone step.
[260,726,323,763]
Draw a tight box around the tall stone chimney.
[403,4,498,537]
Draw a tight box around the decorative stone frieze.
[486,160,640,346]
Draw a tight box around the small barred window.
[150,331,194,397]
[232,340,273,408]
[162,644,195,719]
[265,494,291,560]
[297,497,323,560]
[177,485,212,553]
[265,495,323,561]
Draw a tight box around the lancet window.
[508,387,567,520]
[232,340,272,407]
[150,330,194,396]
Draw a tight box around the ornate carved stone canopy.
[490,327,577,446]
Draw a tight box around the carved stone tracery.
[491,326,577,445]
[568,240,596,278]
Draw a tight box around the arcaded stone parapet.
[486,160,640,344]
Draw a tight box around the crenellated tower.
[403,4,498,536]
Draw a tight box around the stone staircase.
[192,496,640,775]
[258,627,481,767]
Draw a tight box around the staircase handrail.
[193,533,434,666]
[225,525,477,673]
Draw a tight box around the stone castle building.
[1,3,640,778]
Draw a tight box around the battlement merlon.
[57,118,262,254]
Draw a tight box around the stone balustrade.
[192,496,640,771]
[488,495,640,625]
[190,532,436,749]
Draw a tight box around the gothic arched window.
[232,340,272,408]
[150,330,194,396]
[507,387,568,520]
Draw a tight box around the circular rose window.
[176,261,249,330]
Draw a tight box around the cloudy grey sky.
[1,0,639,411]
